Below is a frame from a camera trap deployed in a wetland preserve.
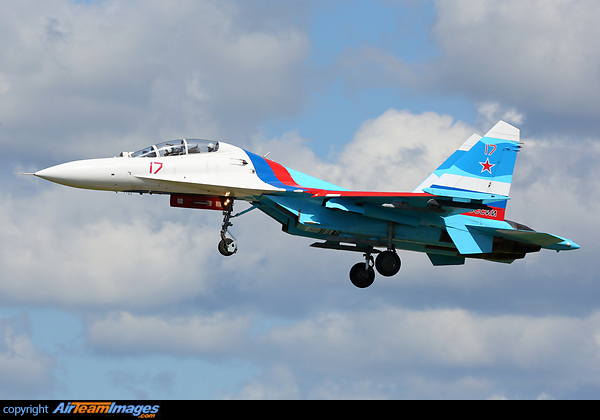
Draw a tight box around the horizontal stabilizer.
[472,226,580,251]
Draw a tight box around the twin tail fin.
[414,121,521,221]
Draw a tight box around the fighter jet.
[29,121,579,288]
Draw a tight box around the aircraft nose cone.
[35,161,90,187]
[34,159,125,191]
[35,164,71,183]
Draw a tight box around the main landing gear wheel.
[349,253,375,288]
[349,263,375,288]
[375,250,401,277]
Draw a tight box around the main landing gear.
[218,199,238,257]
[349,249,401,288]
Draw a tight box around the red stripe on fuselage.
[265,159,304,190]
[310,191,433,198]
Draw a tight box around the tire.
[349,262,375,288]
[218,238,237,256]
[375,251,401,277]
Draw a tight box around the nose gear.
[218,199,238,256]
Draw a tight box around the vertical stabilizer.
[414,121,521,220]
[413,133,481,193]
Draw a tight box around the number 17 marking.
[485,144,497,155]
[150,162,163,174]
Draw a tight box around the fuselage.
[35,141,284,198]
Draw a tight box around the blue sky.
[1,0,599,399]
[263,1,478,156]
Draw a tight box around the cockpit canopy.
[129,139,219,158]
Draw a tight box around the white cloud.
[228,365,301,400]
[336,109,473,190]
[0,0,309,161]
[432,0,600,123]
[335,1,600,131]
[253,109,475,192]
[0,316,55,398]
[250,307,600,398]
[87,311,252,357]
[0,188,222,309]
[476,102,524,130]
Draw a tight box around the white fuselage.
[35,142,282,199]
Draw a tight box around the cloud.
[335,109,473,191]
[81,305,600,399]
[226,365,301,400]
[87,311,252,357]
[252,109,475,192]
[261,307,599,371]
[335,1,600,133]
[475,102,524,129]
[0,187,223,309]
[212,306,600,399]
[0,315,55,398]
[0,0,309,163]
[431,0,600,128]
[109,370,176,400]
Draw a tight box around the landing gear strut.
[376,223,401,277]
[218,199,238,256]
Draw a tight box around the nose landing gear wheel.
[218,238,237,256]
[375,250,401,277]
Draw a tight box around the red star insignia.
[480,158,495,174]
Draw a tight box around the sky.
[1,0,599,399]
